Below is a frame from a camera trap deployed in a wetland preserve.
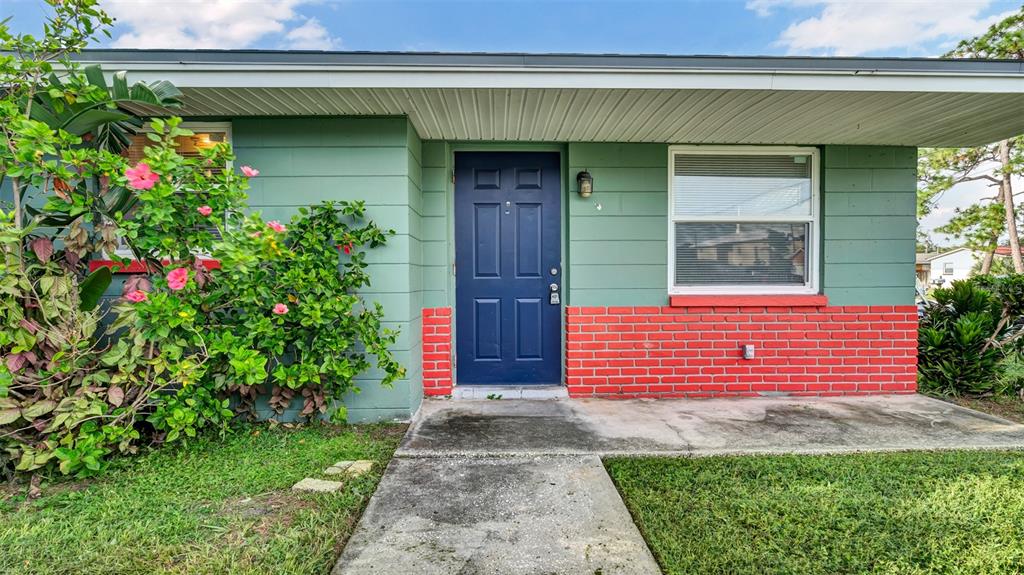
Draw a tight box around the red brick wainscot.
[422,307,453,396]
[565,297,917,398]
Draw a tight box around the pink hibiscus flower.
[197,205,213,216]
[166,267,189,291]
[240,166,259,177]
[267,220,287,233]
[272,303,289,315]
[343,242,353,255]
[125,162,160,190]
[124,290,148,303]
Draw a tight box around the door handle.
[549,283,560,305]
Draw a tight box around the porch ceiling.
[120,86,1021,147]
[82,50,1024,147]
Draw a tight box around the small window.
[943,262,955,275]
[112,122,233,257]
[668,147,819,294]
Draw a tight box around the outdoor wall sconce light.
[576,170,593,198]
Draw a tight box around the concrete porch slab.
[332,455,660,575]
[398,395,1024,457]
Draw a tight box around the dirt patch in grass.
[937,394,1024,423]
[220,491,319,538]
[0,477,93,511]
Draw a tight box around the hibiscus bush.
[111,117,403,425]
[208,202,405,421]
[1,1,404,480]
[0,0,193,478]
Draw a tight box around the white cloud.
[106,0,340,50]
[282,17,339,50]
[746,1,1009,56]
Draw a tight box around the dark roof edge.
[73,49,1024,74]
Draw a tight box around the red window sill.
[669,294,828,307]
[89,259,222,274]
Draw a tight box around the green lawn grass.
[0,423,405,575]
[606,451,1024,575]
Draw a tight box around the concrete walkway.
[399,394,1024,457]
[333,455,660,574]
[335,395,1024,574]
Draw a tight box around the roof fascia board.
[84,64,1024,94]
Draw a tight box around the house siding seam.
[422,307,453,396]
[565,305,917,398]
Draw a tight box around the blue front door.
[454,152,562,385]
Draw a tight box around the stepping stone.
[346,460,374,476]
[324,461,353,475]
[292,478,344,493]
[324,460,374,477]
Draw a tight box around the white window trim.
[112,121,233,259]
[666,145,821,295]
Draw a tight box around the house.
[916,248,981,287]
[78,50,1024,422]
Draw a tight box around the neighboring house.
[994,245,1024,261]
[78,50,1024,422]
[916,248,981,287]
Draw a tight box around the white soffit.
[86,52,1024,147]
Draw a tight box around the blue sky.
[6,0,1019,57]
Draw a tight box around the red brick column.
[565,304,917,398]
[422,307,453,396]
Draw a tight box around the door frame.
[446,143,569,387]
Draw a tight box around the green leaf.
[63,109,133,136]
[79,266,113,311]
[111,71,131,100]
[22,400,57,420]
[0,409,20,425]
[84,64,109,91]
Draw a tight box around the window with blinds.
[114,124,232,256]
[668,148,818,293]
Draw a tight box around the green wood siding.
[420,141,449,307]
[821,145,917,305]
[567,143,668,306]
[234,117,422,422]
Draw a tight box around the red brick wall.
[565,304,917,398]
[422,307,453,396]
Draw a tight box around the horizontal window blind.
[674,154,811,178]
[674,222,808,285]
[672,154,812,218]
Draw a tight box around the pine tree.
[918,8,1024,273]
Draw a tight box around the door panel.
[455,152,561,385]
[515,203,543,278]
